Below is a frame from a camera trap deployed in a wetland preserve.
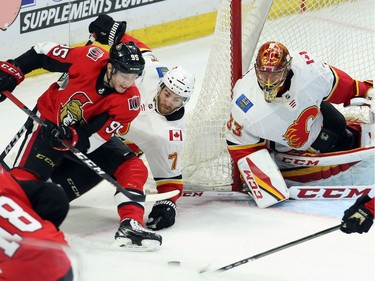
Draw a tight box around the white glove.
[366,88,374,123]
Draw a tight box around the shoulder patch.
[156,66,169,78]
[235,94,253,113]
[86,47,104,61]
[169,129,183,141]
[128,96,140,110]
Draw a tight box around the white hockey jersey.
[226,50,335,152]
[118,52,185,185]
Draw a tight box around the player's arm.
[0,42,71,101]
[117,136,181,231]
[89,14,127,46]
[140,135,184,231]
[324,66,373,106]
[4,42,73,75]
[147,149,183,231]
[119,34,151,52]
[145,176,181,231]
[88,14,151,52]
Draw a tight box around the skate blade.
[112,237,161,252]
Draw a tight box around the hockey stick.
[183,184,374,200]
[0,121,28,160]
[0,152,11,171]
[0,37,95,160]
[274,146,374,167]
[201,224,341,273]
[1,90,179,203]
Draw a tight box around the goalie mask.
[155,66,195,115]
[255,41,292,103]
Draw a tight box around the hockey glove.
[41,122,75,151]
[146,200,176,230]
[88,14,127,46]
[340,195,374,234]
[0,60,25,102]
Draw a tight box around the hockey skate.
[113,219,162,251]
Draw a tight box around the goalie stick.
[1,90,179,203]
[182,184,374,200]
[200,224,341,273]
[0,36,95,160]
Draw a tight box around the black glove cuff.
[356,194,372,205]
[108,22,120,47]
[154,199,177,211]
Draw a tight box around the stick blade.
[145,190,180,202]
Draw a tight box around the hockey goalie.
[226,42,374,208]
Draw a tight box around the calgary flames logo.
[60,92,92,126]
[0,0,21,31]
[283,106,319,148]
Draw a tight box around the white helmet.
[159,66,195,105]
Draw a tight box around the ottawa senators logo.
[0,0,21,31]
[60,92,92,126]
[283,106,319,148]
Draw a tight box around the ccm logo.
[294,187,371,199]
[281,157,319,166]
[243,169,263,199]
[183,192,203,197]
[1,63,24,80]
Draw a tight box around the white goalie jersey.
[226,50,335,152]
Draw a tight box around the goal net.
[182,0,375,190]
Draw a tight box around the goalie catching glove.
[146,200,176,230]
[340,195,374,234]
[89,14,127,46]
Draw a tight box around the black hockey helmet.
[109,42,145,75]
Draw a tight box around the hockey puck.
[167,261,181,266]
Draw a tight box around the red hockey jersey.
[27,42,141,149]
[0,165,71,281]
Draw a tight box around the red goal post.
[182,0,374,190]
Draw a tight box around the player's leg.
[51,137,162,250]
[50,135,137,200]
[97,137,162,249]
[237,149,289,208]
[50,155,102,201]
[19,180,70,228]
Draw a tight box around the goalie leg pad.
[237,149,289,208]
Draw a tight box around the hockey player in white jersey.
[226,41,373,208]
[117,33,195,230]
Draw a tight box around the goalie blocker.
[237,149,289,208]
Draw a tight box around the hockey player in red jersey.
[50,15,195,232]
[0,163,72,281]
[0,25,163,250]
[340,195,374,234]
[226,41,373,207]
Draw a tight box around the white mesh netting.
[182,0,375,189]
